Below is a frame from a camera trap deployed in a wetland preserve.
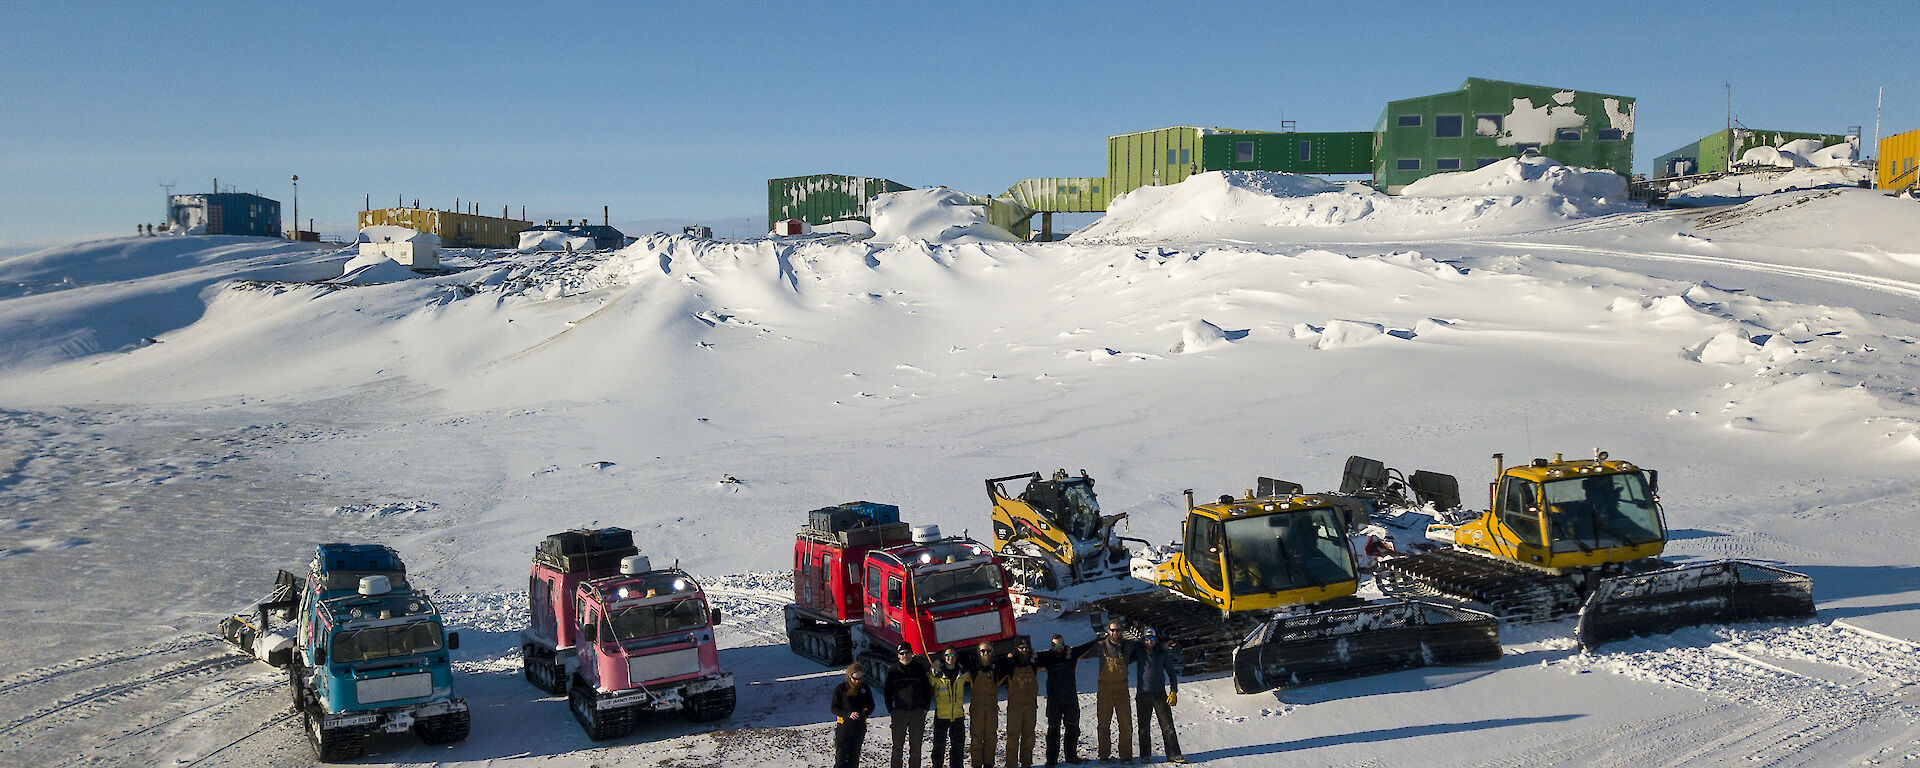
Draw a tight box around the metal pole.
[290,175,299,239]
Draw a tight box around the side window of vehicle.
[1499,479,1543,546]
[1188,514,1225,590]
[866,565,883,599]
[886,576,903,607]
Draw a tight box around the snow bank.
[814,220,876,238]
[1739,137,1859,169]
[1073,166,1633,244]
[868,187,1020,244]
[1400,155,1627,200]
[1670,166,1872,205]
[517,230,595,252]
[358,225,437,246]
[333,254,423,284]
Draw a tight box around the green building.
[1372,77,1636,192]
[767,174,911,229]
[767,76,1643,239]
[1650,128,1854,178]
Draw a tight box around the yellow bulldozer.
[1094,483,1501,693]
[1366,450,1816,648]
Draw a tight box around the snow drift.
[868,187,1020,244]
[1073,161,1633,244]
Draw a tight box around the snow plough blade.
[1231,599,1500,694]
[1575,560,1815,650]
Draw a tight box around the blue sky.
[2,0,1912,250]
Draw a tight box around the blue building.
[168,192,282,237]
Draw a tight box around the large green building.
[1650,128,1853,178]
[767,174,911,229]
[767,77,1641,236]
[1372,77,1636,191]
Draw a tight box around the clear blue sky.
[2,0,1912,250]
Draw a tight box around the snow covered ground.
[3,173,1920,767]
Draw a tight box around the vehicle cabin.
[528,528,639,651]
[304,585,459,716]
[859,538,1015,654]
[1172,494,1362,612]
[793,521,913,624]
[1467,456,1666,571]
[573,568,723,693]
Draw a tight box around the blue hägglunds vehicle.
[220,543,469,761]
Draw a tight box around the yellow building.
[1879,128,1920,191]
[357,207,531,249]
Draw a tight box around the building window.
[1476,158,1500,168]
[1516,143,1541,155]
[1597,128,1625,141]
[1556,128,1583,142]
[1068,185,1080,194]
[1299,141,1311,162]
[1236,141,1254,162]
[1091,184,1101,194]
[1178,149,1190,165]
[1397,158,1421,171]
[1476,114,1504,137]
[1057,185,1068,195]
[1435,115,1464,138]
[1436,158,1462,170]
[1166,149,1176,164]
[1397,114,1422,127]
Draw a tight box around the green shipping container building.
[1373,77,1636,192]
[767,174,912,229]
[1649,128,1854,178]
[1200,131,1374,176]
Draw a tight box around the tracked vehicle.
[785,501,1019,682]
[987,469,1135,594]
[1366,451,1817,648]
[1095,487,1500,694]
[221,543,468,762]
[521,528,735,740]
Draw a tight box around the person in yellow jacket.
[1093,620,1135,763]
[1002,638,1041,768]
[929,648,968,768]
[967,641,1007,768]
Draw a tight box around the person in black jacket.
[833,662,877,768]
[1033,633,1098,767]
[1131,629,1184,764]
[885,644,934,768]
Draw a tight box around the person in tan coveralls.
[967,641,1007,768]
[1002,638,1040,768]
[1093,620,1136,763]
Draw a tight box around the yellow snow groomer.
[1373,450,1816,648]
[1096,486,1501,693]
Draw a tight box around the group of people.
[830,621,1185,768]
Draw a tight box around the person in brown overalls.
[967,641,1007,768]
[1002,638,1040,768]
[1093,620,1136,763]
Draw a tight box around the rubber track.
[1093,591,1268,673]
[1375,549,1584,623]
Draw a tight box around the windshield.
[1223,508,1355,594]
[913,561,1004,605]
[332,620,443,663]
[1540,472,1663,552]
[608,598,709,641]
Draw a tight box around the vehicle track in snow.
[0,632,290,767]
[1531,621,1920,767]
[1463,239,1920,303]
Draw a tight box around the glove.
[1166,692,1177,707]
